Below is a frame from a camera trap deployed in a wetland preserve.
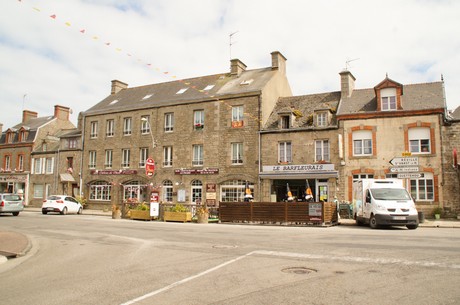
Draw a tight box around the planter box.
[164,211,192,222]
[130,210,152,221]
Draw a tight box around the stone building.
[80,51,292,209]
[260,92,342,202]
[336,71,447,216]
[0,105,75,205]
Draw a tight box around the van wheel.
[407,224,418,230]
[12,212,19,216]
[369,215,379,229]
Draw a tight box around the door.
[317,182,328,202]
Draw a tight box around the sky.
[1,0,460,128]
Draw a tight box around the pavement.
[1,207,459,265]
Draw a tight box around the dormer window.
[316,112,328,127]
[280,115,291,129]
[19,130,27,142]
[381,88,397,111]
[6,132,14,144]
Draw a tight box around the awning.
[60,173,76,182]
[259,171,339,180]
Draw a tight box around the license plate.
[47,208,54,211]
[393,216,406,220]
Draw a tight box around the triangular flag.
[80,29,85,33]
[50,14,56,19]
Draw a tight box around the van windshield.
[370,188,411,200]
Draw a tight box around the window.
[176,88,188,94]
[353,174,374,181]
[67,157,73,169]
[315,140,330,162]
[316,113,327,127]
[18,155,24,171]
[280,115,290,129]
[34,158,42,174]
[231,143,243,164]
[220,180,253,202]
[139,148,148,167]
[90,181,111,201]
[6,132,13,144]
[279,142,292,163]
[68,139,77,149]
[381,88,397,111]
[4,155,11,171]
[123,117,132,135]
[191,180,203,204]
[122,149,130,168]
[106,119,114,137]
[203,84,215,91]
[409,127,430,153]
[163,180,173,202]
[164,113,174,132]
[194,110,204,130]
[192,145,204,166]
[232,106,244,127]
[410,173,434,201]
[353,130,373,156]
[89,151,97,169]
[163,146,173,167]
[105,150,113,168]
[34,184,44,198]
[141,116,150,134]
[123,181,144,202]
[90,121,98,138]
[45,158,54,174]
[20,131,27,142]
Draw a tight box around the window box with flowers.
[163,204,192,222]
[194,123,204,130]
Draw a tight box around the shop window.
[90,181,112,201]
[191,180,203,204]
[123,180,144,203]
[220,180,253,202]
[163,180,173,202]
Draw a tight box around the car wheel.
[12,212,19,216]
[42,210,48,215]
[61,207,68,215]
[369,215,379,229]
[407,224,418,230]
[77,207,83,214]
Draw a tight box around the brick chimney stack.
[54,105,70,121]
[271,51,287,75]
[0,123,3,134]
[339,70,356,98]
[22,110,38,123]
[111,80,128,95]
[230,59,247,76]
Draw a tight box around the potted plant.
[130,202,152,221]
[164,204,192,222]
[196,203,209,224]
[112,204,121,219]
[432,206,442,220]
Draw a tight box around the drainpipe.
[258,95,262,201]
[79,114,86,198]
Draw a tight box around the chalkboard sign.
[309,203,322,217]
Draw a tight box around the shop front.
[0,173,28,203]
[260,164,339,202]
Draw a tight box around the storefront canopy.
[60,173,76,182]
[259,171,339,180]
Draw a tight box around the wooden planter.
[164,211,192,222]
[130,210,152,221]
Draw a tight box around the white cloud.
[1,0,459,128]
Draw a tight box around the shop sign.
[206,183,217,192]
[145,158,155,177]
[91,169,138,175]
[0,175,27,182]
[309,203,322,217]
[174,168,219,175]
[263,164,335,172]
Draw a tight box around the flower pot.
[130,210,152,221]
[112,210,121,219]
[197,213,209,224]
[435,214,441,220]
[163,211,192,222]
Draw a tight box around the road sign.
[390,166,419,173]
[389,157,419,166]
[397,173,424,179]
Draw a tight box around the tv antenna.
[345,58,360,70]
[229,31,239,60]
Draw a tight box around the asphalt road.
[1,212,459,305]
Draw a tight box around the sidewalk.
[339,218,460,228]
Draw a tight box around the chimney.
[339,70,356,98]
[0,123,3,134]
[54,105,70,121]
[271,51,287,75]
[230,59,247,76]
[111,80,128,95]
[22,110,38,123]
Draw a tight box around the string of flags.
[16,0,262,123]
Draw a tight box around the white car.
[42,195,83,215]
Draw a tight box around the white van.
[353,179,419,229]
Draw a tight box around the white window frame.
[105,150,113,168]
[315,140,330,162]
[163,146,173,167]
[163,180,173,202]
[122,149,130,168]
[191,180,203,204]
[34,158,43,174]
[231,143,243,165]
[139,147,148,167]
[192,144,204,166]
[410,173,434,201]
[381,88,397,111]
[409,127,431,154]
[164,113,174,132]
[89,151,97,169]
[34,184,44,198]
[220,180,253,202]
[141,116,150,134]
[90,121,98,138]
[316,112,327,127]
[106,119,114,137]
[123,117,132,136]
[353,130,373,156]
[5,155,11,171]
[279,142,292,163]
[18,155,24,171]
[194,110,204,129]
[90,181,112,201]
[45,157,54,174]
[68,139,77,149]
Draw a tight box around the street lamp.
[141,117,156,149]
[140,117,159,219]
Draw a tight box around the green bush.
[169,204,188,212]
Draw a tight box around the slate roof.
[84,67,277,116]
[264,91,341,130]
[337,81,445,115]
[451,106,460,120]
[0,116,55,144]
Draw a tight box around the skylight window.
[109,99,119,105]
[142,94,153,100]
[176,88,188,94]
[240,79,253,85]
[204,84,215,91]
